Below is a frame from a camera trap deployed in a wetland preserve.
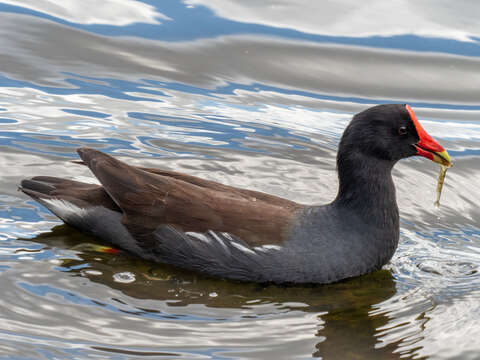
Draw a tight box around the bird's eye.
[398,126,407,136]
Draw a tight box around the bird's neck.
[333,151,399,228]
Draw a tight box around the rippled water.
[1,1,480,359]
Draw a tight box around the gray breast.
[282,205,399,283]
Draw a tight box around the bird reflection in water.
[26,225,406,359]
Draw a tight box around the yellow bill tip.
[432,150,452,168]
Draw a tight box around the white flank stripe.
[186,231,211,243]
[42,198,88,218]
[254,245,283,252]
[261,245,283,251]
[208,231,231,254]
[208,231,227,248]
[221,232,235,241]
[230,242,257,255]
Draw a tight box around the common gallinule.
[20,104,451,284]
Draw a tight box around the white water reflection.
[187,0,480,42]
[2,0,169,25]
[1,1,480,359]
[375,288,480,359]
[0,258,321,359]
[1,13,480,105]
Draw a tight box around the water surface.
[1,1,480,359]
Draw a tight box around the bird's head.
[339,104,451,167]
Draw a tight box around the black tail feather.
[20,178,55,195]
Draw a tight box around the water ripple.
[1,1,480,359]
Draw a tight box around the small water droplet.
[113,271,136,283]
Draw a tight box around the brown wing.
[77,148,303,247]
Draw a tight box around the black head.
[338,104,419,164]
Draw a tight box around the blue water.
[1,1,480,359]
